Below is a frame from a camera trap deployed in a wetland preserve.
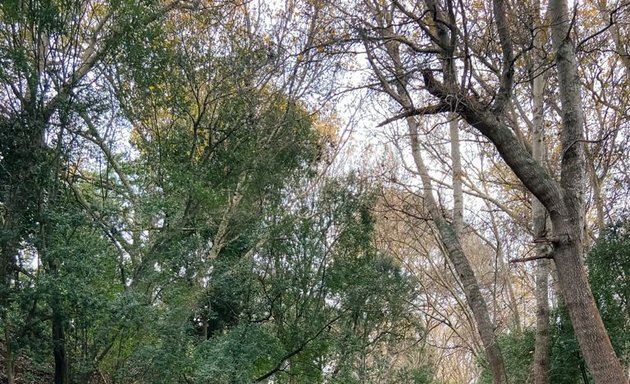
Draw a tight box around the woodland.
[0,0,629,383]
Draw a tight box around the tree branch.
[510,254,553,263]
[377,103,452,126]
[420,69,566,219]
[254,312,345,382]
[490,0,515,113]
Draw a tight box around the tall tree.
[349,0,627,381]
[348,1,509,382]
[0,1,190,382]
[528,1,551,382]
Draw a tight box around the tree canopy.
[1,0,629,383]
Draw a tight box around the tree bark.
[530,4,551,381]
[415,0,627,378]
[533,258,550,384]
[4,322,15,384]
[494,228,522,332]
[423,70,627,384]
[585,150,606,231]
[359,2,508,380]
[1,241,15,384]
[548,1,626,382]
[53,305,69,384]
[362,0,626,380]
[450,115,464,235]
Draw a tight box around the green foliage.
[547,305,587,384]
[586,222,630,362]
[0,3,438,383]
[478,330,535,384]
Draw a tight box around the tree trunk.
[533,258,550,384]
[551,233,625,383]
[585,151,606,231]
[498,239,522,332]
[407,117,508,384]
[4,322,15,384]
[549,0,627,382]
[53,306,69,384]
[1,246,15,384]
[531,5,551,380]
[449,115,464,235]
[403,0,627,380]
[360,2,508,380]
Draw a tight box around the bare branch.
[490,0,515,113]
[377,103,452,126]
[509,253,553,263]
[421,69,565,218]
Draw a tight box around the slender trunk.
[450,115,464,234]
[585,151,605,231]
[53,305,69,384]
[531,4,551,380]
[497,241,522,332]
[1,237,17,384]
[413,0,626,379]
[47,237,69,384]
[202,317,209,340]
[43,149,69,384]
[4,321,15,384]
[549,0,626,382]
[408,118,508,384]
[363,3,507,379]
[488,210,522,331]
[533,259,550,384]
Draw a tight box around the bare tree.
[334,0,627,381]
[347,1,510,382]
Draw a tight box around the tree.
[478,220,630,383]
[0,1,195,382]
[332,0,627,381]
[1,1,441,382]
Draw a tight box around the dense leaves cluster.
[0,1,438,383]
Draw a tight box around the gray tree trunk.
[361,1,509,381]
[490,217,522,332]
[548,1,626,381]
[383,0,629,380]
[531,4,551,381]
[449,116,464,235]
[4,322,15,384]
[407,117,508,384]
